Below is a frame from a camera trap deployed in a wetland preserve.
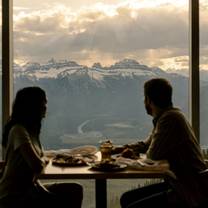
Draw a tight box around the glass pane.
[13,0,189,207]
[200,0,208,153]
[13,0,189,148]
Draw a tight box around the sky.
[13,0,208,71]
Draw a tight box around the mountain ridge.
[14,58,182,81]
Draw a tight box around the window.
[13,0,189,149]
[12,1,190,207]
[1,0,13,160]
[2,1,199,207]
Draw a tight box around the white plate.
[90,161,127,171]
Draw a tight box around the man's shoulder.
[157,108,191,131]
[161,107,187,121]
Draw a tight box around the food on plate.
[52,154,87,166]
[90,159,127,171]
[121,148,139,159]
[111,145,126,154]
[99,159,120,168]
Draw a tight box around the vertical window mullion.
[2,0,13,127]
[189,0,200,140]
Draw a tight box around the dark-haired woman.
[0,87,83,208]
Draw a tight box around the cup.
[100,140,113,161]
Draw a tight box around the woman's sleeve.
[9,125,31,150]
[9,125,46,174]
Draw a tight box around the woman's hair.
[144,78,173,108]
[2,86,46,148]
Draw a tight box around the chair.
[167,169,208,208]
[0,160,5,177]
[0,160,5,168]
[195,169,208,208]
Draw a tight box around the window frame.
[1,0,200,139]
[189,0,200,140]
[2,0,13,127]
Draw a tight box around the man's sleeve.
[130,135,152,153]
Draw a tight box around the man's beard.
[145,104,152,115]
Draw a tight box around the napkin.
[116,157,169,171]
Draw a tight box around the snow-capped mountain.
[12,58,199,149]
[0,58,207,149]
[0,57,203,150]
[14,58,173,81]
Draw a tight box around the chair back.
[0,160,5,178]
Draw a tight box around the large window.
[12,1,189,207]
[2,1,200,207]
[13,0,189,150]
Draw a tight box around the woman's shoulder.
[9,124,29,137]
[8,124,31,149]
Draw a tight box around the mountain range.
[8,58,208,149]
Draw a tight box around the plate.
[69,145,98,156]
[90,161,127,171]
[52,155,88,167]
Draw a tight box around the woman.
[0,86,83,208]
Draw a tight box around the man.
[119,78,208,208]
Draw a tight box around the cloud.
[13,2,208,69]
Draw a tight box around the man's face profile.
[144,95,152,116]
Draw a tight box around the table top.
[40,160,176,180]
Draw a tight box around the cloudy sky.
[13,0,208,71]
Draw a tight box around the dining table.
[39,151,176,208]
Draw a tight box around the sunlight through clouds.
[13,0,207,71]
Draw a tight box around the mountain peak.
[118,58,140,65]
[111,59,145,69]
[92,62,103,69]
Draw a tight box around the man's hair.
[144,78,173,108]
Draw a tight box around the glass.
[100,140,113,161]
[13,0,189,148]
[200,0,208,151]
[13,0,189,207]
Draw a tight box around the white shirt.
[0,124,43,199]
